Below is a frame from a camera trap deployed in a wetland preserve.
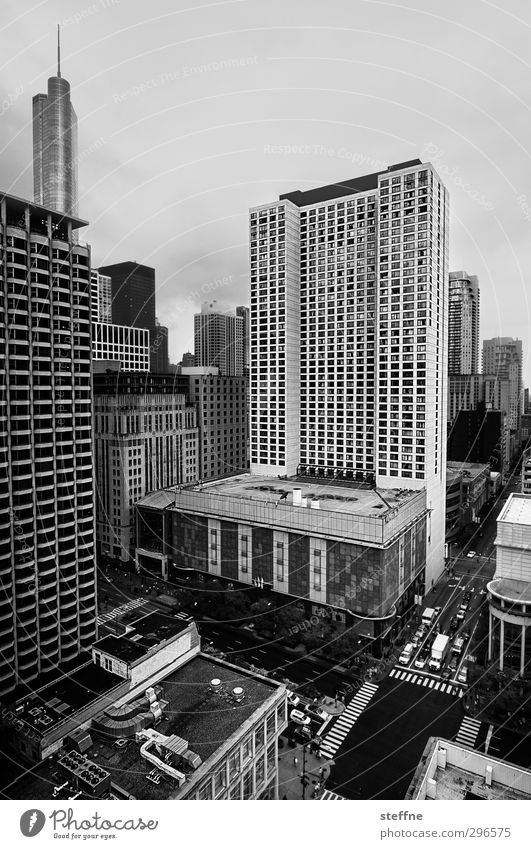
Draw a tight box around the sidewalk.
[277,743,334,800]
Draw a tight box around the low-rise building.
[2,613,287,800]
[406,737,531,800]
[521,447,531,495]
[136,474,429,652]
[487,493,531,677]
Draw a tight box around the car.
[414,653,427,670]
[286,690,301,708]
[461,629,471,642]
[458,666,468,684]
[399,643,414,665]
[448,656,458,675]
[463,590,472,601]
[456,608,466,621]
[290,709,311,726]
[441,666,451,679]
[434,606,442,617]
[293,724,312,743]
[449,616,459,634]
[467,551,476,558]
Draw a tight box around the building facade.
[0,191,96,695]
[448,404,510,478]
[488,493,531,677]
[448,271,479,375]
[522,447,531,495]
[194,302,245,376]
[32,36,78,217]
[93,372,198,563]
[90,269,112,323]
[483,337,523,433]
[447,373,484,425]
[136,477,428,649]
[91,321,150,372]
[180,366,249,481]
[250,160,449,586]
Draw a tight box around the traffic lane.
[198,621,350,697]
[488,726,531,769]
[328,677,463,800]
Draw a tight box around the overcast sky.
[1,0,530,381]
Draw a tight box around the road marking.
[319,682,379,758]
[455,717,482,748]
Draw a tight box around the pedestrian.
[293,756,298,766]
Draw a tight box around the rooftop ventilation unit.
[210,678,222,692]
[232,687,244,703]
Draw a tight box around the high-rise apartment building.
[249,159,449,584]
[180,367,249,481]
[448,271,479,374]
[236,305,250,373]
[90,269,112,323]
[32,29,78,217]
[483,337,523,432]
[0,191,96,695]
[194,302,245,376]
[447,373,484,425]
[93,372,198,563]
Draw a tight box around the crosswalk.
[97,597,146,625]
[389,667,464,697]
[319,789,347,800]
[320,682,378,758]
[455,716,482,748]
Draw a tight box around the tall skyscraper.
[448,271,479,374]
[249,159,449,584]
[97,261,169,372]
[0,191,96,696]
[194,301,245,375]
[483,337,523,432]
[90,269,112,323]
[32,27,78,217]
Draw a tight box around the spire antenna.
[57,24,61,77]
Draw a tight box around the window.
[313,549,322,590]
[228,750,240,779]
[242,767,254,800]
[242,735,253,764]
[213,764,227,797]
[276,541,284,581]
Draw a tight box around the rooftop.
[6,655,282,801]
[498,492,531,526]
[278,159,423,206]
[488,577,531,604]
[138,474,422,519]
[0,189,88,230]
[407,738,531,801]
[93,611,191,664]
[447,460,489,480]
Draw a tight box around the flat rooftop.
[278,159,422,206]
[6,655,281,801]
[488,577,531,604]
[93,611,191,664]
[430,763,530,801]
[447,460,489,478]
[139,474,422,519]
[498,492,531,526]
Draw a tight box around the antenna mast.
[57,24,61,77]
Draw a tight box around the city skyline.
[1,0,530,384]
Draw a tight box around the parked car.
[290,709,311,726]
[441,666,452,680]
[434,606,442,617]
[449,617,459,635]
[399,643,414,665]
[456,607,467,621]
[467,551,476,558]
[461,629,471,642]
[414,651,428,670]
[448,656,458,676]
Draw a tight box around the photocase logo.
[20,810,46,837]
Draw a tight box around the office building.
[91,321,150,372]
[136,477,428,650]
[0,191,96,696]
[447,373,484,425]
[90,269,112,323]
[448,271,479,375]
[194,301,245,376]
[483,337,523,432]
[179,366,248,482]
[448,403,510,477]
[407,737,531,800]
[488,493,531,677]
[93,372,198,563]
[2,615,287,800]
[250,159,449,586]
[445,461,489,541]
[98,261,168,372]
[151,318,169,373]
[32,29,78,217]
[521,447,531,495]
